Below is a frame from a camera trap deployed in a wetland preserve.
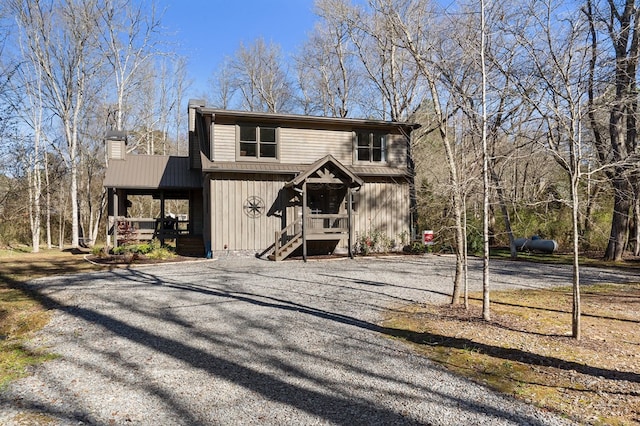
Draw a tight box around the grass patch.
[383,284,640,425]
[0,249,106,390]
[490,248,640,270]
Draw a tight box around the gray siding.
[211,124,236,161]
[280,127,353,163]
[209,174,291,251]
[353,178,411,246]
[385,133,409,168]
[208,174,410,253]
[210,123,408,169]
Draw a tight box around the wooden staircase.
[271,219,303,261]
[272,233,303,261]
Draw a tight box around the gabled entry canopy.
[277,155,362,261]
[285,154,363,189]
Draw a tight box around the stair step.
[273,234,303,261]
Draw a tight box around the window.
[356,131,386,162]
[239,124,278,159]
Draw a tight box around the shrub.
[145,247,175,260]
[112,239,161,255]
[403,241,431,254]
[111,239,174,261]
[355,229,392,255]
[91,245,107,257]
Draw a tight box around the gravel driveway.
[1,255,636,425]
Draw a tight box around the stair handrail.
[275,218,302,256]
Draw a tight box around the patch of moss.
[0,341,58,390]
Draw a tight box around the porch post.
[112,189,119,249]
[302,181,307,262]
[348,188,353,259]
[160,191,166,245]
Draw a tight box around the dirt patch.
[86,253,198,266]
[383,284,640,425]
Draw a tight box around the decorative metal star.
[243,196,265,218]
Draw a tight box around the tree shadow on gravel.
[118,267,640,386]
[2,266,581,425]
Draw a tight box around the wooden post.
[348,188,353,259]
[160,191,165,245]
[112,190,119,249]
[302,182,307,262]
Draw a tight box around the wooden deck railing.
[305,214,348,236]
[114,217,189,243]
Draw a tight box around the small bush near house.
[112,239,161,255]
[355,230,392,255]
[110,239,175,262]
[145,246,175,260]
[403,241,431,254]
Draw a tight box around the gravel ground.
[1,254,637,425]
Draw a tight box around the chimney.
[188,99,206,169]
[105,130,128,160]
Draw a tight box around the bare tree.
[341,0,425,120]
[480,0,491,320]
[99,0,162,132]
[9,0,106,249]
[508,0,596,338]
[585,0,640,261]
[386,0,466,303]
[228,38,294,113]
[296,0,363,117]
[209,57,236,110]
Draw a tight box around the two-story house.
[103,100,418,260]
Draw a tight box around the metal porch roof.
[103,155,202,190]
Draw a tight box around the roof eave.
[196,107,420,131]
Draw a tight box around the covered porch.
[104,155,204,256]
[272,155,363,261]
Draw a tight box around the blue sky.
[156,0,318,97]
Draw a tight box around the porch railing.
[305,214,348,236]
[114,217,189,242]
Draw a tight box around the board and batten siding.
[353,178,411,246]
[209,174,291,252]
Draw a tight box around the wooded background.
[0,0,638,265]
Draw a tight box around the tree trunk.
[571,172,581,339]
[480,0,490,321]
[490,166,517,259]
[604,177,632,261]
[391,18,465,303]
[634,188,640,256]
[58,183,65,250]
[45,155,52,249]
[28,151,41,253]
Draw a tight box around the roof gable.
[286,155,363,188]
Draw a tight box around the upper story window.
[356,131,386,162]
[239,124,278,160]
